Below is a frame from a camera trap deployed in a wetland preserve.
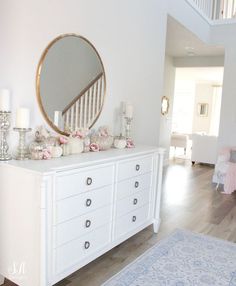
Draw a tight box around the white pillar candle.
[54,111,59,127]
[121,101,127,114]
[125,104,133,118]
[54,110,62,128]
[16,108,30,128]
[0,89,10,111]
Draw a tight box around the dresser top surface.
[1,145,164,175]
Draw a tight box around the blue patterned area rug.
[103,229,236,286]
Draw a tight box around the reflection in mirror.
[161,96,169,115]
[36,34,106,135]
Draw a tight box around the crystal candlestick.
[0,111,12,161]
[13,127,32,160]
[124,116,133,139]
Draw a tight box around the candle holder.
[124,116,133,139]
[13,127,32,160]
[0,111,12,161]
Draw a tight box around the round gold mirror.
[36,34,106,135]
[161,96,169,116]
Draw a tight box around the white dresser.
[0,145,165,286]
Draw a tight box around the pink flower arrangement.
[72,128,89,139]
[126,139,135,148]
[59,136,69,145]
[90,143,100,152]
[42,149,52,160]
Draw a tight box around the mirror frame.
[36,33,106,136]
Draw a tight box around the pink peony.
[90,143,100,152]
[126,139,135,148]
[59,136,68,145]
[42,149,52,160]
[73,130,84,139]
[72,128,89,139]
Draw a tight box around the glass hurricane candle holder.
[0,111,12,161]
[29,132,47,160]
[124,116,133,139]
[13,127,32,160]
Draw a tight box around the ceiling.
[165,16,225,58]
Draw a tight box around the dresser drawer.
[115,205,150,239]
[117,156,153,181]
[54,205,112,247]
[54,224,111,274]
[116,189,150,218]
[55,164,114,200]
[116,173,152,200]
[54,185,112,224]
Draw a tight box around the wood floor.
[4,159,236,286]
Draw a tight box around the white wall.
[192,83,213,134]
[171,68,223,136]
[159,55,176,160]
[3,0,234,153]
[174,56,224,67]
[167,0,211,43]
[172,79,195,134]
[210,24,236,148]
[0,0,168,148]
[215,46,236,147]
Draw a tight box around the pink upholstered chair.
[213,148,236,194]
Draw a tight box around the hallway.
[160,160,236,241]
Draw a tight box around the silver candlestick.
[0,111,12,161]
[124,116,133,139]
[13,127,32,160]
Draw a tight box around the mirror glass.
[36,34,106,135]
[161,96,169,115]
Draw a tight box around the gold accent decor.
[36,34,106,136]
[161,96,170,116]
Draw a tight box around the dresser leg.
[153,219,161,233]
[0,275,5,285]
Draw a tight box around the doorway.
[170,67,224,160]
[159,15,225,164]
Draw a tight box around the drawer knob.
[86,199,92,207]
[86,177,93,186]
[133,198,138,205]
[85,219,91,228]
[132,215,137,222]
[134,181,139,188]
[135,164,140,171]
[84,241,90,249]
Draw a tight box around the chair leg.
[215,171,225,191]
